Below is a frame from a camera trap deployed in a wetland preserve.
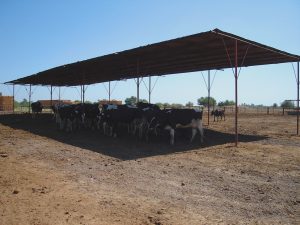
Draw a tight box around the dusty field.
[0,113,299,225]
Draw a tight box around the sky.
[0,0,299,106]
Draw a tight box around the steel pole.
[136,60,140,104]
[208,70,211,125]
[80,85,83,103]
[50,85,53,107]
[12,84,15,113]
[149,76,151,103]
[58,87,61,103]
[108,81,111,102]
[28,84,31,113]
[297,61,299,135]
[137,77,140,103]
[83,85,85,104]
[234,40,238,146]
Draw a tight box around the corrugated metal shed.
[6,29,300,86]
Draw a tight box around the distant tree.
[125,96,137,105]
[20,98,29,107]
[185,101,194,108]
[74,100,81,104]
[155,102,163,109]
[84,100,92,104]
[14,100,20,108]
[218,100,235,106]
[197,97,216,107]
[273,103,278,108]
[163,102,171,108]
[139,99,148,103]
[171,103,184,109]
[281,100,294,108]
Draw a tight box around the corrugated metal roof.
[6,29,300,86]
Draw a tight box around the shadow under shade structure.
[0,114,266,161]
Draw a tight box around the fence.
[212,106,298,115]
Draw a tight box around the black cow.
[148,109,204,145]
[211,109,225,121]
[82,103,100,130]
[31,101,43,118]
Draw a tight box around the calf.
[211,109,225,121]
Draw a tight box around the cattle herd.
[30,101,224,145]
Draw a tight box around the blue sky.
[0,0,299,106]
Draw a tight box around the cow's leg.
[112,124,117,138]
[138,123,143,139]
[96,118,101,130]
[127,123,131,135]
[67,119,73,132]
[164,125,175,145]
[103,122,107,135]
[190,128,197,143]
[56,114,61,129]
[60,118,64,130]
[170,128,175,145]
[197,121,204,143]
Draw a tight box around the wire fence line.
[0,105,298,116]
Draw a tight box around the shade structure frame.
[4,28,300,145]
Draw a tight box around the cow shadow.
[0,113,267,160]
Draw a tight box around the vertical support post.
[297,61,299,135]
[28,84,32,113]
[208,70,211,125]
[80,85,83,103]
[82,85,85,104]
[136,59,140,104]
[137,77,140,103]
[234,40,238,146]
[108,81,111,102]
[50,85,53,107]
[12,84,15,113]
[58,87,61,103]
[148,76,151,103]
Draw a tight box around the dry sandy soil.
[0,113,299,225]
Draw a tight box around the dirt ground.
[0,113,299,225]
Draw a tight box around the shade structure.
[5,29,300,86]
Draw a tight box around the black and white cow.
[148,108,204,145]
[211,109,225,121]
[100,104,141,137]
[56,104,76,132]
[136,102,161,139]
